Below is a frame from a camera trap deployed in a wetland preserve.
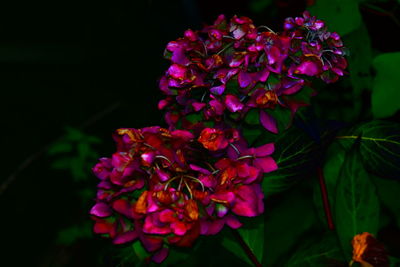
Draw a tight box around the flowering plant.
[88,10,399,267]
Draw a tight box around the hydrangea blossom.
[159,12,347,133]
[90,127,277,262]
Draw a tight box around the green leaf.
[262,126,319,196]
[48,142,73,155]
[308,0,362,35]
[343,24,373,95]
[57,222,92,245]
[285,233,345,267]
[371,175,400,229]
[335,138,380,259]
[372,52,400,118]
[249,0,273,13]
[238,217,264,264]
[244,109,260,125]
[338,120,400,180]
[132,241,150,261]
[242,127,262,146]
[222,235,253,266]
[263,189,317,265]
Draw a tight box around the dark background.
[1,0,399,266]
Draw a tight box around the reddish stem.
[231,229,262,267]
[317,167,335,230]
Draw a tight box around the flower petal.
[260,110,278,134]
[90,202,113,217]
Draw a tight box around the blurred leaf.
[309,0,362,35]
[249,0,272,13]
[48,142,73,155]
[57,222,92,245]
[335,139,380,259]
[51,158,71,169]
[343,24,373,95]
[262,126,319,196]
[65,126,85,141]
[242,127,262,146]
[337,120,400,180]
[245,109,260,125]
[313,142,345,227]
[132,241,150,261]
[372,52,400,118]
[222,235,253,266]
[371,175,400,228]
[285,233,345,266]
[263,190,317,265]
[389,256,400,267]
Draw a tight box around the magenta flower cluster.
[90,11,346,263]
[90,127,276,262]
[159,11,347,133]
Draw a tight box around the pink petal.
[140,236,163,252]
[90,202,112,217]
[254,143,275,157]
[189,164,211,175]
[155,169,170,182]
[232,185,264,217]
[112,199,133,218]
[200,219,225,235]
[224,94,244,112]
[113,231,138,244]
[225,215,242,229]
[171,47,190,65]
[254,157,278,173]
[296,61,321,76]
[260,110,278,134]
[192,102,206,111]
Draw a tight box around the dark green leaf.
[308,0,362,35]
[263,189,317,265]
[222,235,253,266]
[48,142,73,155]
[338,120,400,180]
[372,52,400,118]
[132,241,150,261]
[371,175,400,228]
[335,139,380,259]
[244,109,260,125]
[262,126,319,196]
[249,0,273,13]
[344,24,373,95]
[285,233,345,267]
[237,217,264,264]
[57,222,92,245]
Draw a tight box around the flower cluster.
[159,11,347,133]
[90,127,277,262]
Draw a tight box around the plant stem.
[231,229,262,267]
[317,166,335,230]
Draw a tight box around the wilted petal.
[260,110,278,134]
[90,202,113,217]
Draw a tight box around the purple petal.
[141,152,155,165]
[113,231,138,244]
[260,110,278,134]
[167,64,186,80]
[238,71,252,88]
[224,95,244,112]
[171,48,190,66]
[140,236,163,252]
[152,247,169,263]
[155,169,170,182]
[189,164,211,175]
[296,61,321,76]
[200,219,225,235]
[210,84,225,95]
[254,157,278,173]
[90,202,113,217]
[225,215,242,229]
[171,129,194,140]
